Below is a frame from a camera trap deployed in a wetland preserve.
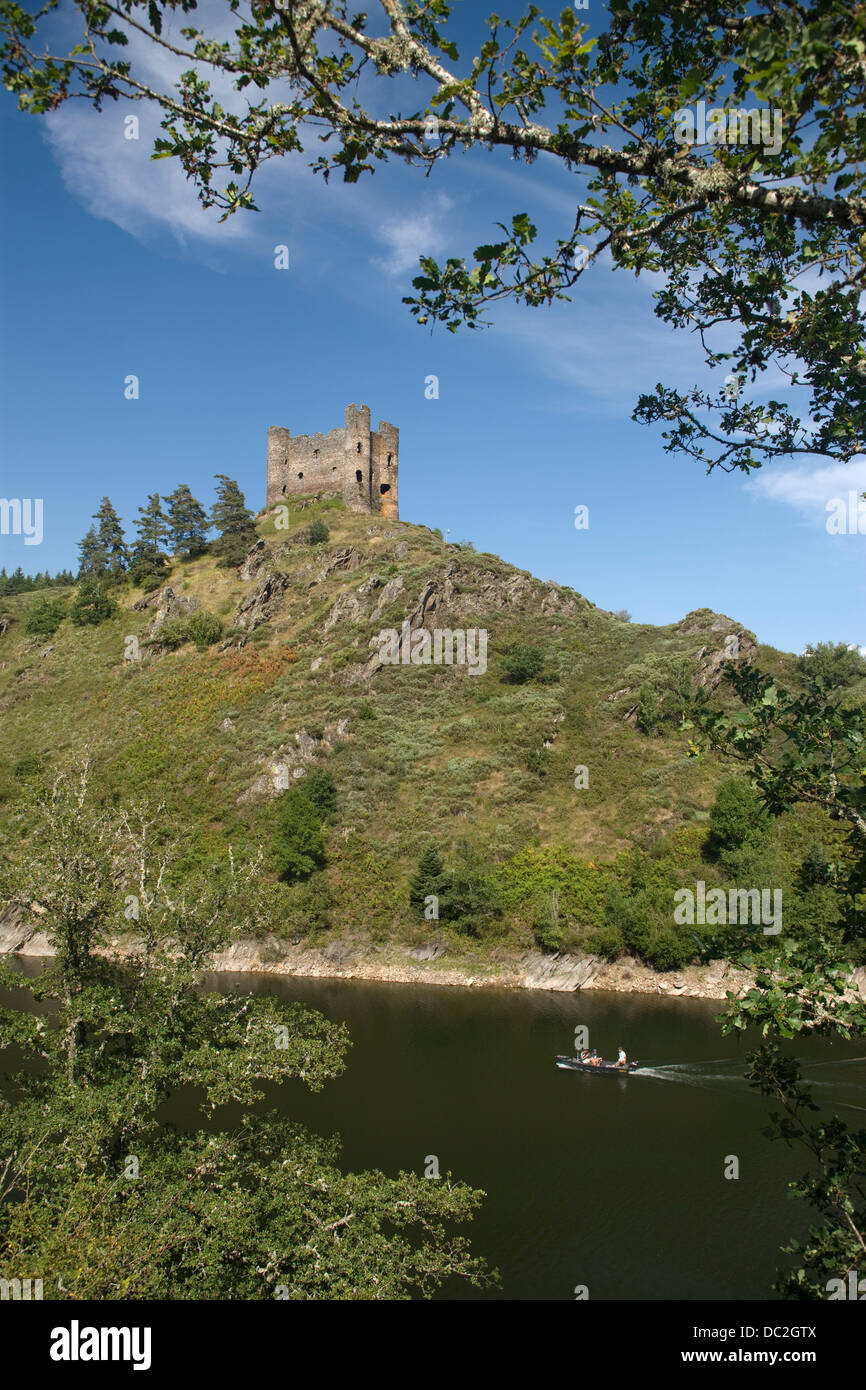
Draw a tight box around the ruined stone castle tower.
[267,404,398,519]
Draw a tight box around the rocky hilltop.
[0,498,811,993]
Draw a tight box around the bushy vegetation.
[24,595,67,636]
[69,577,118,626]
[1,504,860,976]
[147,609,224,651]
[271,786,328,883]
[500,642,545,685]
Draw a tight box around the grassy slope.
[0,499,803,965]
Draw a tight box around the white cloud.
[371,195,454,276]
[45,103,256,250]
[747,458,866,518]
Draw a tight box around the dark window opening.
[355,470,363,484]
[281,485,286,495]
[380,483,391,495]
[313,449,319,458]
[297,472,303,480]
[356,442,362,454]
[387,454,393,465]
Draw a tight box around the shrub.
[25,597,66,636]
[149,616,190,650]
[587,925,625,961]
[357,701,377,721]
[147,610,223,651]
[526,747,548,777]
[186,610,223,650]
[308,519,329,545]
[265,873,332,942]
[13,755,42,780]
[501,644,545,685]
[645,930,693,972]
[533,919,565,953]
[706,778,766,861]
[301,768,338,821]
[439,866,502,937]
[636,682,661,735]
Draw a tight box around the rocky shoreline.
[0,904,755,1000]
[5,905,864,1003]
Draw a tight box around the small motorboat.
[555,1054,641,1074]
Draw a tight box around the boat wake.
[634,1058,866,1110]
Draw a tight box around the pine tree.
[210,475,257,567]
[135,493,170,557]
[77,526,108,580]
[166,485,210,558]
[93,497,128,579]
[409,846,449,919]
[70,576,118,626]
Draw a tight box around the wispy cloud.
[45,102,256,250]
[371,194,454,276]
[747,458,866,520]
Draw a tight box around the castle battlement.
[267,404,398,519]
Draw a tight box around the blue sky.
[0,1,864,656]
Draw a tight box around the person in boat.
[616,1046,627,1069]
[590,1049,602,1067]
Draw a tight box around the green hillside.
[0,499,854,972]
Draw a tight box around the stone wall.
[266,403,399,517]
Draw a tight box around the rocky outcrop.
[316,547,362,582]
[232,572,290,632]
[134,587,202,651]
[239,538,268,582]
[237,719,350,803]
[694,631,759,692]
[364,578,438,677]
[322,591,366,633]
[0,903,51,956]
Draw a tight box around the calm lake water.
[5,962,865,1300]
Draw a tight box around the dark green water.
[193,973,864,1301]
[5,963,865,1300]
